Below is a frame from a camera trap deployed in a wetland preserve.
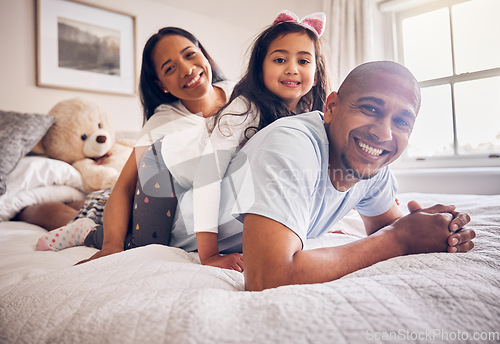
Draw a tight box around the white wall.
[0,0,323,133]
[2,0,495,195]
[393,168,500,195]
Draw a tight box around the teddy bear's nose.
[96,135,107,144]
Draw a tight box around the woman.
[30,27,235,266]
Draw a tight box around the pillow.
[0,110,55,195]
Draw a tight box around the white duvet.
[0,193,499,343]
[0,156,86,221]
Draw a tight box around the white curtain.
[322,0,378,89]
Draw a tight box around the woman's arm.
[77,146,148,264]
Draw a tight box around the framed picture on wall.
[36,0,136,96]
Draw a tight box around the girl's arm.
[192,97,256,270]
[196,232,243,271]
[77,146,148,264]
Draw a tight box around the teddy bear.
[33,97,133,192]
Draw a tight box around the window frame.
[391,0,500,169]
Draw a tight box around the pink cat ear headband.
[272,10,326,37]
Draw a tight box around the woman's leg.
[128,140,177,249]
[36,218,97,251]
[72,189,111,225]
[34,190,112,251]
[14,202,81,230]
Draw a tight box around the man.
[223,61,475,291]
[61,61,474,286]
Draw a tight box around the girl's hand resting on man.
[196,232,244,272]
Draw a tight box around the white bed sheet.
[0,156,86,221]
[0,193,499,343]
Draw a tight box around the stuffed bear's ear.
[31,140,45,154]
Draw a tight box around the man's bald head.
[337,61,421,114]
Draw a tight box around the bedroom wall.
[1,0,497,195]
[0,0,323,133]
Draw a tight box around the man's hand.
[202,253,244,272]
[406,201,475,253]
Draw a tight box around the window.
[392,0,500,167]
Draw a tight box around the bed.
[1,180,499,343]
[1,112,499,343]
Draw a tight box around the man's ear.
[323,91,338,123]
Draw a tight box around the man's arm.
[243,213,400,291]
[243,204,474,291]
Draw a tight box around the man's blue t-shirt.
[223,111,397,246]
[170,111,397,252]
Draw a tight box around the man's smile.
[357,139,383,156]
[354,138,391,159]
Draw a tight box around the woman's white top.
[134,81,234,189]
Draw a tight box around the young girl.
[190,10,329,267]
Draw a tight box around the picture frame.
[36,0,136,96]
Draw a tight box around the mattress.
[1,193,499,343]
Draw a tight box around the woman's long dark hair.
[139,27,226,123]
[215,21,329,134]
